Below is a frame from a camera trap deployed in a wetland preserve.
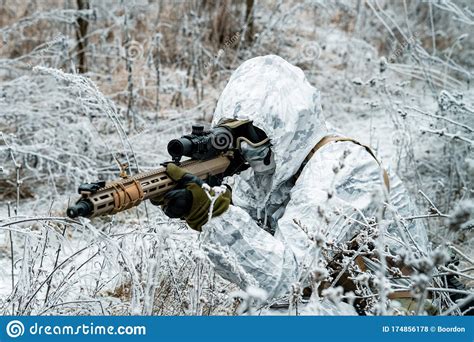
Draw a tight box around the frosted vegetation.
[0,0,472,315]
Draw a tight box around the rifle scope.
[167,125,234,162]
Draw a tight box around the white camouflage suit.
[200,55,429,314]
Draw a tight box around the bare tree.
[75,0,89,73]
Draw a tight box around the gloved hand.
[150,163,232,231]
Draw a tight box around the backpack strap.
[294,135,390,191]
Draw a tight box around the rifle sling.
[294,135,390,191]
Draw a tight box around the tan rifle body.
[67,155,231,218]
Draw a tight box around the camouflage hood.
[212,55,328,197]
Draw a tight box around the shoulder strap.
[294,135,390,191]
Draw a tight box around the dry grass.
[0,0,472,315]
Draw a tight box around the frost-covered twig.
[448,245,474,265]
[420,128,474,145]
[406,106,473,133]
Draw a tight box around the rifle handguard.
[66,155,231,218]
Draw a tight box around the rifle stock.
[66,155,231,218]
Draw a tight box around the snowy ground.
[0,0,472,315]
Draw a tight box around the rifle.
[66,120,266,218]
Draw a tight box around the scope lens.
[167,138,193,158]
[167,140,184,157]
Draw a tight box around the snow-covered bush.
[0,0,472,316]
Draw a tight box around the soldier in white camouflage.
[158,55,430,314]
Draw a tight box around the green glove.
[151,163,231,231]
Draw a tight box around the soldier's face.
[240,141,276,176]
